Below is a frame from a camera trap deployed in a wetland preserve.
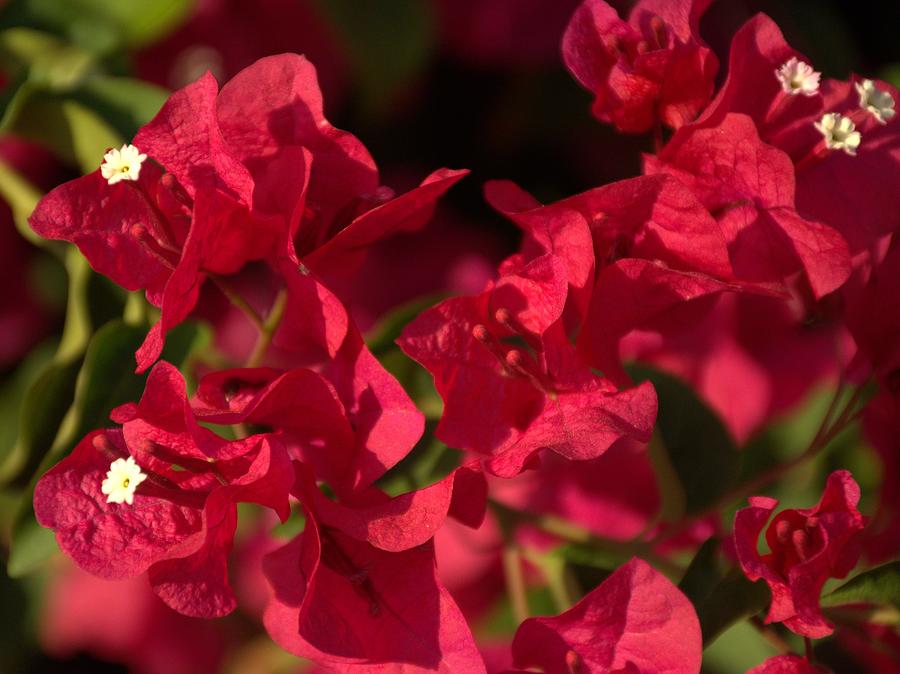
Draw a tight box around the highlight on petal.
[512,557,702,674]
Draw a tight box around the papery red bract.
[846,240,900,381]
[733,470,867,638]
[490,440,660,542]
[511,557,702,673]
[263,507,486,673]
[398,254,656,477]
[698,13,900,255]
[578,257,762,385]
[34,363,292,618]
[562,0,717,132]
[30,53,465,373]
[620,292,849,443]
[310,463,487,552]
[645,113,851,299]
[484,180,595,322]
[191,365,359,493]
[322,325,426,487]
[434,513,505,622]
[747,655,823,674]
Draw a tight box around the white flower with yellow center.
[855,79,895,124]
[100,144,147,185]
[814,113,861,156]
[101,456,147,505]
[775,58,821,96]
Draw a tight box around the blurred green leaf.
[0,158,44,246]
[702,620,778,673]
[3,0,194,53]
[627,364,741,513]
[0,555,28,671]
[74,75,169,138]
[66,319,209,444]
[0,27,95,89]
[5,515,55,578]
[3,93,122,173]
[822,562,900,610]
[555,541,623,571]
[0,343,56,471]
[312,0,434,114]
[0,352,82,487]
[679,537,722,606]
[380,347,443,420]
[696,569,771,646]
[677,538,772,648]
[366,293,445,356]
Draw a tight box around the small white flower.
[855,79,895,124]
[814,113,861,156]
[101,456,147,505]
[775,57,821,96]
[100,144,147,185]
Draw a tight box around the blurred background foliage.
[0,0,896,672]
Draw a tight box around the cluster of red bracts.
[26,0,899,672]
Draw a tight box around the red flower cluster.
[26,0,897,670]
[734,471,866,638]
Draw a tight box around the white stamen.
[775,57,821,96]
[855,79,895,124]
[101,456,147,505]
[100,144,147,185]
[814,113,861,156]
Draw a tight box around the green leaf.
[6,0,194,52]
[0,344,55,471]
[0,352,82,487]
[312,0,434,114]
[627,364,741,513]
[366,293,445,356]
[65,319,209,444]
[0,27,95,89]
[676,538,771,647]
[5,514,56,577]
[679,537,723,606]
[822,562,900,611]
[695,569,771,646]
[702,620,778,673]
[74,75,169,138]
[0,158,44,247]
[4,93,122,173]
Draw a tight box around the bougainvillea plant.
[2,0,898,672]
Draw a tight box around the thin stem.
[246,287,288,368]
[805,637,815,662]
[503,544,529,625]
[210,274,264,329]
